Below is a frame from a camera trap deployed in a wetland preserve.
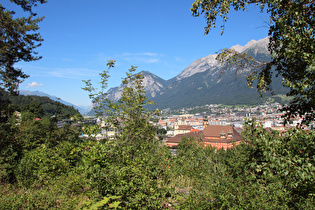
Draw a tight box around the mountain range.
[105,37,288,110]
[20,37,288,115]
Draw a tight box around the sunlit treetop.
[0,0,46,94]
[191,0,315,123]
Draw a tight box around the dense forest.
[1,91,80,119]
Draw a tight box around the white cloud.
[120,52,163,63]
[26,82,43,88]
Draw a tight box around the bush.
[80,140,173,209]
[174,120,315,209]
[0,119,22,183]
[16,146,70,187]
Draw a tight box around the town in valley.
[76,102,314,150]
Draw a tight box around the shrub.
[16,146,70,187]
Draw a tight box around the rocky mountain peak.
[230,44,244,52]
[175,54,219,81]
[106,71,166,101]
[231,37,270,53]
[176,37,270,81]
[141,71,166,97]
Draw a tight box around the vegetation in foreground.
[1,61,314,209]
[0,1,314,208]
[0,116,314,209]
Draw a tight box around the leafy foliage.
[0,117,21,183]
[191,0,315,123]
[171,120,315,209]
[83,60,158,149]
[0,0,46,93]
[82,60,172,208]
[16,145,70,187]
[242,121,315,206]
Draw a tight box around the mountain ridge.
[98,37,287,112]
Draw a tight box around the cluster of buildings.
[155,115,243,149]
[76,102,313,147]
[154,102,314,149]
[165,124,242,150]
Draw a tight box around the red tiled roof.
[203,125,232,137]
[167,131,203,143]
[177,125,194,130]
[166,125,242,146]
[203,125,242,140]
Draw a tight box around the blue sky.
[6,0,270,107]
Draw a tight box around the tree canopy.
[191,0,314,123]
[0,0,46,94]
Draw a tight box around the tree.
[191,0,314,123]
[0,7,44,176]
[21,101,43,118]
[0,0,46,94]
[82,60,158,149]
[82,61,173,208]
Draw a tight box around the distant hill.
[2,91,80,118]
[19,90,90,114]
[100,37,288,111]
